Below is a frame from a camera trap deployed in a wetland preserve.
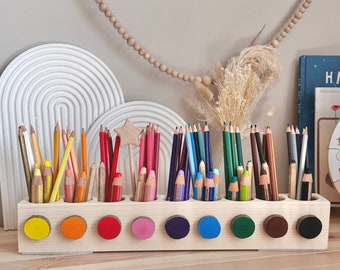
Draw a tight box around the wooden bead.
[189,76,195,82]
[122,33,129,40]
[183,75,189,82]
[133,44,140,51]
[294,12,302,19]
[127,38,135,46]
[166,68,173,75]
[154,61,161,68]
[177,73,184,80]
[148,57,156,65]
[288,22,295,29]
[284,27,291,33]
[299,7,306,13]
[291,18,298,24]
[143,53,150,60]
[202,75,212,86]
[277,35,283,42]
[171,71,178,78]
[280,31,287,38]
[99,3,108,12]
[113,21,121,29]
[303,2,310,8]
[306,0,312,3]
[195,76,202,83]
[95,0,103,4]
[138,48,145,56]
[159,64,167,72]
[271,39,280,48]
[105,10,112,18]
[109,16,116,23]
[118,27,125,35]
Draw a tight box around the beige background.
[1,0,340,227]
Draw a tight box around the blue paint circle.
[165,215,190,239]
[198,216,221,239]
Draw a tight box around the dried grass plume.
[191,45,281,134]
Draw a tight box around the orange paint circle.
[23,215,51,241]
[60,215,87,240]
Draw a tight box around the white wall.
[1,0,339,227]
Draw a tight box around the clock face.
[328,120,340,195]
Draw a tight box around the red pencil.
[111,172,123,202]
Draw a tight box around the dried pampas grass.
[191,45,280,134]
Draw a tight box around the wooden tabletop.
[1,208,339,270]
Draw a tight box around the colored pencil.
[49,131,75,202]
[86,162,96,201]
[227,175,239,201]
[111,172,123,202]
[135,166,147,201]
[64,168,75,203]
[296,127,308,200]
[30,124,43,171]
[42,160,53,203]
[31,167,43,203]
[18,125,31,200]
[74,171,87,203]
[97,162,106,202]
[143,170,156,202]
[265,127,279,201]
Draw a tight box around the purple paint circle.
[165,215,190,239]
[131,217,155,240]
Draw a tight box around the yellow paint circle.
[23,215,51,241]
[60,215,87,240]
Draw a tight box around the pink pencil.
[146,123,155,173]
[138,130,146,171]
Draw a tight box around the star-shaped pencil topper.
[114,119,143,147]
[114,118,142,197]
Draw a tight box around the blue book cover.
[298,55,340,193]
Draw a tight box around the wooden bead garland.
[95,0,313,86]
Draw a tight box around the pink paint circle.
[131,217,155,240]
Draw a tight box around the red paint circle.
[97,215,121,240]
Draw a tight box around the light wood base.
[17,194,330,253]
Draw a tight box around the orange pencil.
[81,128,88,178]
[74,171,87,203]
[64,169,75,203]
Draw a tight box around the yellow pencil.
[30,124,43,171]
[53,122,60,200]
[49,131,75,202]
[42,160,53,203]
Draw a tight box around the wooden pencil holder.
[17,193,330,254]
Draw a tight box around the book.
[314,87,340,203]
[298,55,340,193]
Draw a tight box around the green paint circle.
[231,215,255,239]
